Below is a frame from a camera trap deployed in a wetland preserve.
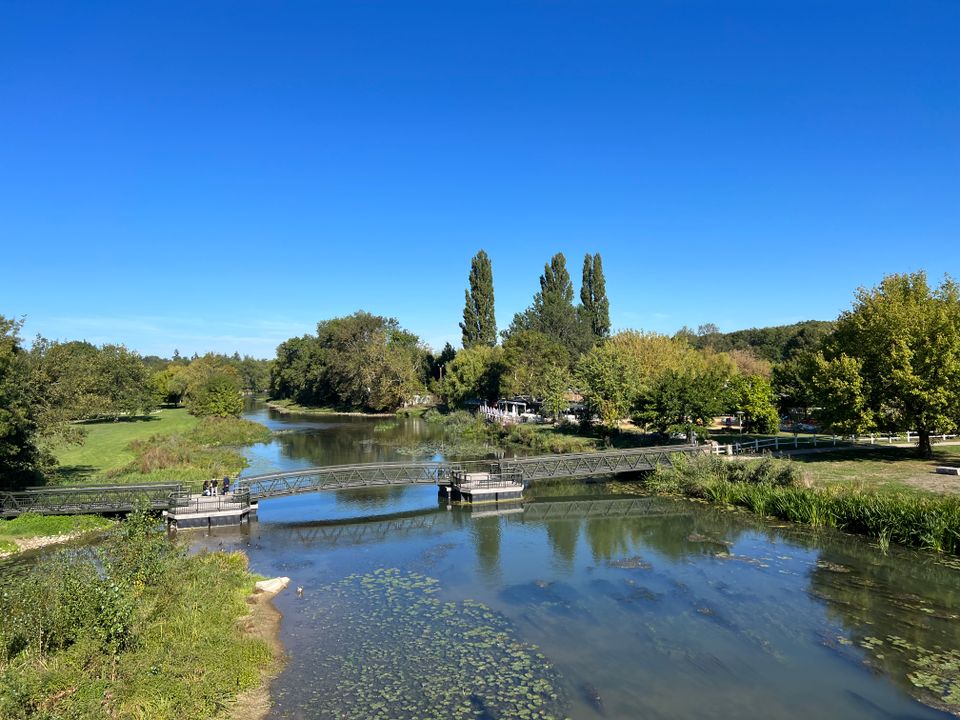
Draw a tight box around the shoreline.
[265,400,396,418]
[227,582,286,720]
[0,528,106,558]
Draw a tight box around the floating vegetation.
[877,636,960,713]
[277,569,569,719]
[372,420,400,433]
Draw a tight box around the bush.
[0,511,273,718]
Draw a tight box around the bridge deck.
[0,445,702,517]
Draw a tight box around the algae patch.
[275,568,569,719]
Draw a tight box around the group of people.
[202,476,231,496]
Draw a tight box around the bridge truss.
[0,483,183,518]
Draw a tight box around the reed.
[650,455,960,556]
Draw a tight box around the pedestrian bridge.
[0,444,702,517]
[235,444,701,500]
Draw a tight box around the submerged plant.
[280,568,569,719]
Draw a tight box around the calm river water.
[188,400,960,719]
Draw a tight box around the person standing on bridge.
[222,476,230,494]
[211,478,219,496]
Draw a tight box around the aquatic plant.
[647,455,960,556]
[278,568,569,719]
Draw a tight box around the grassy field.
[50,409,271,490]
[791,444,960,494]
[0,513,114,539]
[54,409,199,478]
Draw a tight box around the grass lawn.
[790,444,960,494]
[53,408,199,479]
[0,513,114,540]
[48,409,269,489]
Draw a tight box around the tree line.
[0,318,271,488]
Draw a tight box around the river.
[187,400,960,719]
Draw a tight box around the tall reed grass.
[650,454,960,556]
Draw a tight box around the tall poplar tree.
[580,253,611,339]
[460,250,497,348]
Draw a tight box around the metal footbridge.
[0,444,701,517]
[235,444,700,499]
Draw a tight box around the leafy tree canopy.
[814,272,960,455]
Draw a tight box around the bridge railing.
[168,488,251,514]
[0,483,184,517]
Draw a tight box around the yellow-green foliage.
[0,515,273,719]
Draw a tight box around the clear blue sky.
[2,1,957,358]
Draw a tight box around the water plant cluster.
[278,568,568,719]
[648,455,960,555]
[0,509,273,718]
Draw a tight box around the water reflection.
[190,493,960,719]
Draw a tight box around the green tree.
[0,316,50,489]
[814,272,960,455]
[576,343,641,430]
[270,312,426,412]
[499,330,569,399]
[95,345,154,420]
[460,249,497,348]
[541,364,573,419]
[731,374,780,434]
[190,372,244,417]
[508,253,590,356]
[638,365,731,436]
[442,345,503,407]
[580,253,611,339]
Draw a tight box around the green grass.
[50,409,271,490]
[792,445,960,494]
[52,409,200,478]
[0,512,276,718]
[642,454,960,556]
[0,513,114,540]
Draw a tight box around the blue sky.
[2,1,957,358]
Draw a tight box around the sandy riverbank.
[227,583,287,720]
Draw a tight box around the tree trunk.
[917,428,932,457]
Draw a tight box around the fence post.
[775,437,780,450]
[906,431,911,444]
[813,434,817,448]
[832,435,836,446]
[754,439,759,452]
[794,435,798,448]
[870,434,874,445]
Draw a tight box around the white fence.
[715,432,959,456]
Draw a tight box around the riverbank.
[265,399,396,417]
[51,409,272,490]
[0,511,280,719]
[626,454,960,556]
[0,513,115,557]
